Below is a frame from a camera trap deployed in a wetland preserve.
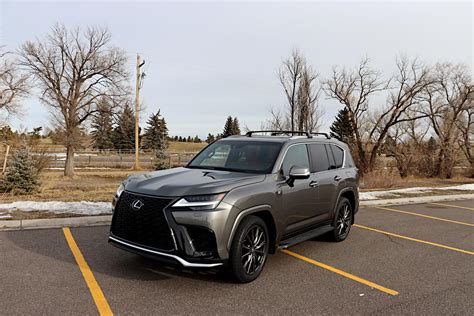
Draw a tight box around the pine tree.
[232,117,241,135]
[206,133,215,143]
[222,116,234,137]
[193,135,201,143]
[91,98,114,150]
[330,108,354,143]
[113,103,137,151]
[1,147,40,194]
[142,111,168,150]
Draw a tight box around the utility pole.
[133,54,145,170]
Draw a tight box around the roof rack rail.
[311,132,331,139]
[245,130,312,138]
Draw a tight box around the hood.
[124,167,266,197]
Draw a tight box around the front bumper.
[109,235,223,268]
[109,191,235,267]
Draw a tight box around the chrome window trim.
[274,142,346,174]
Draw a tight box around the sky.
[0,0,472,138]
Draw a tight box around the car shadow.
[4,226,229,284]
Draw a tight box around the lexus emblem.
[131,199,144,211]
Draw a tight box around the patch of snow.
[360,183,474,200]
[0,201,112,215]
[0,215,12,219]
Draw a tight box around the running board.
[279,225,333,249]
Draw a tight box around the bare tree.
[323,56,432,174]
[0,47,29,116]
[456,102,473,176]
[422,62,473,178]
[276,49,322,132]
[19,24,129,176]
[385,116,431,178]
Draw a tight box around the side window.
[281,144,310,176]
[309,144,330,172]
[325,144,336,169]
[330,145,344,168]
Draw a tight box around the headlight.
[172,193,226,211]
[116,183,125,198]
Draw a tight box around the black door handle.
[334,175,342,182]
[309,181,318,187]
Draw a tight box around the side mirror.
[289,166,310,179]
[287,166,310,186]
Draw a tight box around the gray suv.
[109,131,359,282]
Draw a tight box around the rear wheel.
[228,215,269,283]
[331,197,352,242]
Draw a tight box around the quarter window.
[309,144,330,172]
[281,144,310,176]
[331,145,344,168]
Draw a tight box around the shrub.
[1,147,40,194]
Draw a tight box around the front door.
[279,144,318,234]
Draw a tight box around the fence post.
[1,145,10,174]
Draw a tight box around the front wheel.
[331,197,352,242]
[227,215,269,283]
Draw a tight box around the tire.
[227,215,269,283]
[331,197,352,242]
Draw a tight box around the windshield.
[187,140,283,174]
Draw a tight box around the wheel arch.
[227,205,278,254]
[336,188,357,224]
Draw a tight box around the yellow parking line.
[430,202,474,211]
[354,224,474,255]
[373,206,474,227]
[63,227,113,316]
[281,249,399,296]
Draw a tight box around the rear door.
[308,143,338,216]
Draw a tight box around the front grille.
[111,192,175,251]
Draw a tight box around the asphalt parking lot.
[1,200,473,315]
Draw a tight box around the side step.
[279,225,333,249]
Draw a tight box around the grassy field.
[0,170,141,203]
[167,141,207,153]
[0,167,472,203]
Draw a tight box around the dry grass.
[0,169,142,203]
[0,167,471,203]
[360,169,473,191]
[167,141,207,153]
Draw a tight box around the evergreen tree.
[91,98,114,150]
[206,133,215,143]
[232,117,241,135]
[193,135,201,143]
[222,116,234,137]
[330,108,354,143]
[113,103,137,151]
[1,147,40,194]
[187,136,192,142]
[142,111,168,150]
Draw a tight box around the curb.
[359,193,474,206]
[0,215,112,231]
[0,193,473,232]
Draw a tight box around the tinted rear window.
[330,145,344,168]
[309,144,330,172]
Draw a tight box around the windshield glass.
[187,140,283,174]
